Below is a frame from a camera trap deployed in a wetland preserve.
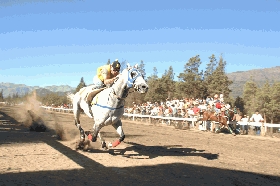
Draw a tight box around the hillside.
[0,83,74,98]
[227,66,280,98]
[1,66,280,99]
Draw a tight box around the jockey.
[86,59,121,115]
[92,59,121,88]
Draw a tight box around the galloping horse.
[202,111,235,136]
[71,64,149,149]
[224,109,234,121]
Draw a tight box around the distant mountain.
[1,66,280,99]
[0,83,75,98]
[227,66,280,98]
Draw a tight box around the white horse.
[71,63,149,149]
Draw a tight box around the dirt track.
[0,105,280,186]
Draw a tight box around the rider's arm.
[101,67,116,85]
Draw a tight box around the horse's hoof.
[80,137,85,142]
[108,142,113,148]
[101,146,108,151]
[76,141,84,150]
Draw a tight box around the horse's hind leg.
[97,132,107,149]
[110,120,125,148]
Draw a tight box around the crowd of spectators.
[125,93,236,119]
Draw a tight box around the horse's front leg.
[110,120,125,148]
[73,103,85,141]
[87,123,100,142]
[97,132,107,149]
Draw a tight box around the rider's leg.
[87,76,105,116]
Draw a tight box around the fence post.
[261,122,265,136]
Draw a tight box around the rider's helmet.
[111,59,121,72]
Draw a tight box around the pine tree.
[177,55,204,99]
[75,77,86,93]
[266,82,280,123]
[242,77,258,115]
[234,96,245,112]
[107,59,110,65]
[160,66,175,99]
[204,55,232,101]
[0,89,4,102]
[144,67,165,102]
[256,81,271,117]
[138,60,146,80]
[204,54,218,97]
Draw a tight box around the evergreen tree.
[144,67,165,102]
[204,54,218,97]
[256,81,271,117]
[120,59,127,72]
[75,77,86,93]
[234,96,245,112]
[160,66,175,99]
[177,55,204,99]
[138,60,146,80]
[204,55,232,100]
[204,54,218,79]
[242,77,258,115]
[107,59,110,65]
[266,82,280,123]
[0,89,4,102]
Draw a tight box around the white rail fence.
[40,106,280,135]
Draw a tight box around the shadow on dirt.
[97,131,145,139]
[109,141,219,160]
[1,109,280,185]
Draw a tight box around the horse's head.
[122,63,149,93]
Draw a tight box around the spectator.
[250,110,264,135]
[192,104,200,117]
[158,104,164,117]
[171,104,177,117]
[206,96,212,105]
[215,100,222,115]
[233,112,243,133]
[250,110,264,122]
[241,114,249,135]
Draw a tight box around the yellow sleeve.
[97,65,110,81]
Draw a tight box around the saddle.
[78,85,105,105]
[87,88,105,105]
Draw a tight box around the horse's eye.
[131,71,138,78]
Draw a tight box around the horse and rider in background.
[201,101,237,136]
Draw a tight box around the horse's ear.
[127,63,131,69]
[134,64,139,69]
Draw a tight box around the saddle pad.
[87,88,105,104]
[78,85,103,101]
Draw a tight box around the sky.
[0,0,279,87]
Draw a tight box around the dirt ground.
[0,104,280,186]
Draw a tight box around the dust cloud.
[10,91,72,141]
